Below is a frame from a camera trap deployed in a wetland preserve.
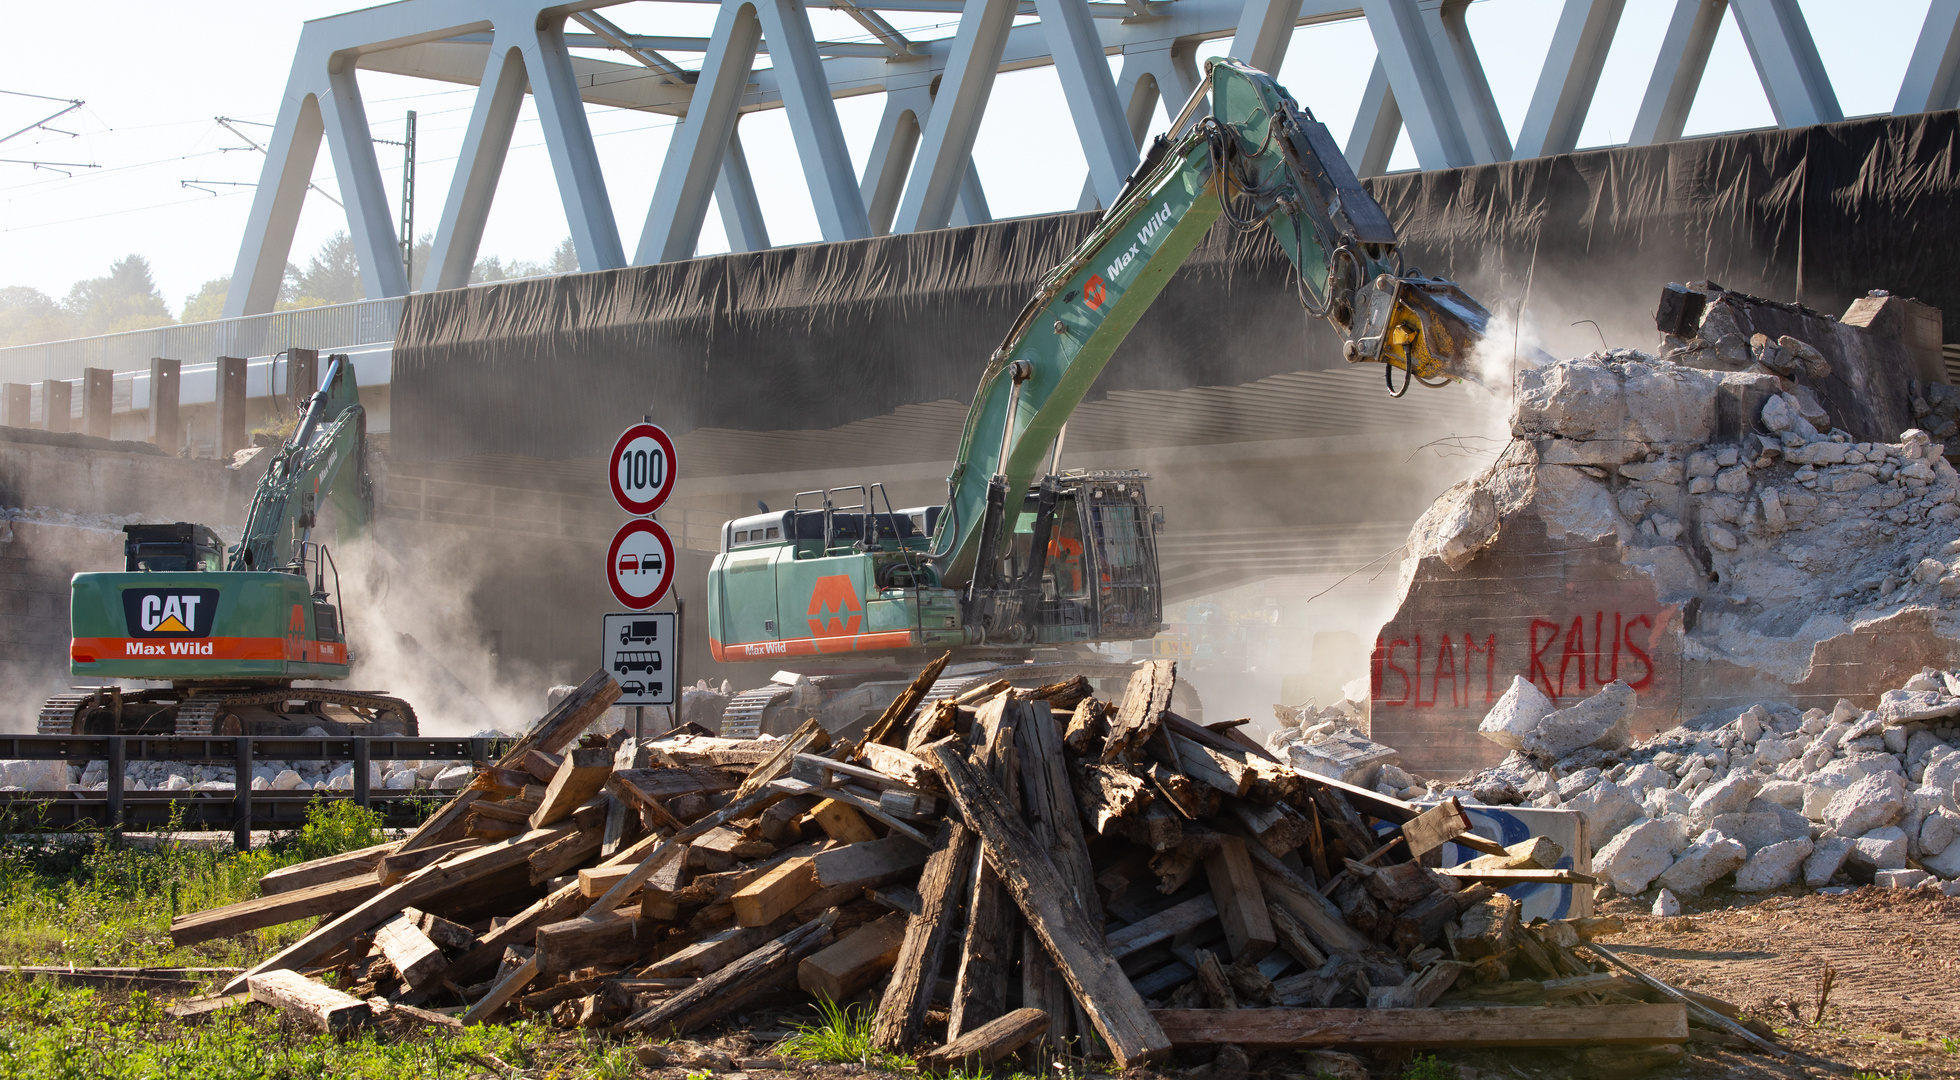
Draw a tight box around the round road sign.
[609,422,678,516]
[607,518,676,610]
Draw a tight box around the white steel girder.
[225,0,1855,316]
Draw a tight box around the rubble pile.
[1433,667,1960,900]
[167,660,1721,1064]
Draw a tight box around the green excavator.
[706,59,1491,737]
[43,354,418,736]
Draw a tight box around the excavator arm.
[932,58,1490,585]
[229,354,372,573]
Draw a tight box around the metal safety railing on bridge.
[0,297,405,386]
[0,734,512,850]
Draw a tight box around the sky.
[0,0,1936,318]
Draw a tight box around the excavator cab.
[123,523,226,573]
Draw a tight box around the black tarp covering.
[393,109,1960,464]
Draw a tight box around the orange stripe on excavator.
[72,637,291,662]
[710,631,917,663]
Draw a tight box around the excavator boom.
[934,58,1489,582]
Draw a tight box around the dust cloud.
[1167,300,1561,741]
[325,527,556,738]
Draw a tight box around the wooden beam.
[448,882,585,983]
[733,857,819,927]
[920,1008,1050,1073]
[798,911,907,1000]
[530,747,613,829]
[257,840,395,895]
[810,799,878,842]
[644,922,787,977]
[948,695,1021,1042]
[534,908,656,974]
[170,874,381,947]
[528,824,606,885]
[461,954,539,1025]
[373,911,448,991]
[247,969,371,1034]
[812,834,930,887]
[221,823,580,995]
[926,741,1171,1068]
[376,838,486,887]
[870,819,976,1052]
[576,778,807,921]
[1203,836,1274,962]
[618,913,836,1036]
[734,718,829,800]
[1149,1004,1689,1047]
[853,650,951,753]
[1239,840,1370,956]
[1102,660,1174,763]
[1105,896,1217,959]
[1016,698,1099,1051]
[859,742,936,789]
[1436,868,1598,886]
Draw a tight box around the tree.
[180,277,229,323]
[64,255,174,335]
[0,286,75,346]
[290,231,364,306]
[550,236,578,274]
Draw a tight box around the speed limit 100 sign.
[610,423,678,516]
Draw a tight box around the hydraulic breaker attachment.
[1348,273,1494,391]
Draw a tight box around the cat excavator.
[704,58,1491,736]
[43,354,418,736]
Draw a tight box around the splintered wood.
[174,657,1701,1066]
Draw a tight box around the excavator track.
[36,696,93,736]
[173,699,224,737]
[36,688,417,736]
[717,686,787,740]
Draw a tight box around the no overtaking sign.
[606,422,678,611]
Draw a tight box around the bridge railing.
[0,734,510,849]
[0,297,406,386]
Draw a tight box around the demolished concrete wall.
[1373,287,1960,777]
[0,427,248,729]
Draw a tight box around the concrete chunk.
[1824,772,1906,837]
[1593,816,1688,895]
[1478,676,1555,751]
[1522,680,1636,761]
[1655,830,1747,896]
[1733,836,1813,892]
[1803,836,1855,887]
[1846,826,1909,876]
[1689,773,1762,826]
[1285,730,1401,788]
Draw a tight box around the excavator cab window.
[122,523,226,572]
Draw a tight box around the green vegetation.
[0,975,613,1079]
[779,997,912,1069]
[0,798,385,969]
[1399,1053,1456,1080]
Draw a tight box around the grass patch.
[1400,1054,1456,1080]
[0,798,387,969]
[0,974,657,1079]
[780,997,912,1070]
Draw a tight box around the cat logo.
[121,588,219,638]
[806,574,862,643]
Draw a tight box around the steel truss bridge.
[222,0,1960,318]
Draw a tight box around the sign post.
[605,422,681,724]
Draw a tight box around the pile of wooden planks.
[175,658,1734,1064]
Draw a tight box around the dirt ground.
[641,886,1959,1080]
